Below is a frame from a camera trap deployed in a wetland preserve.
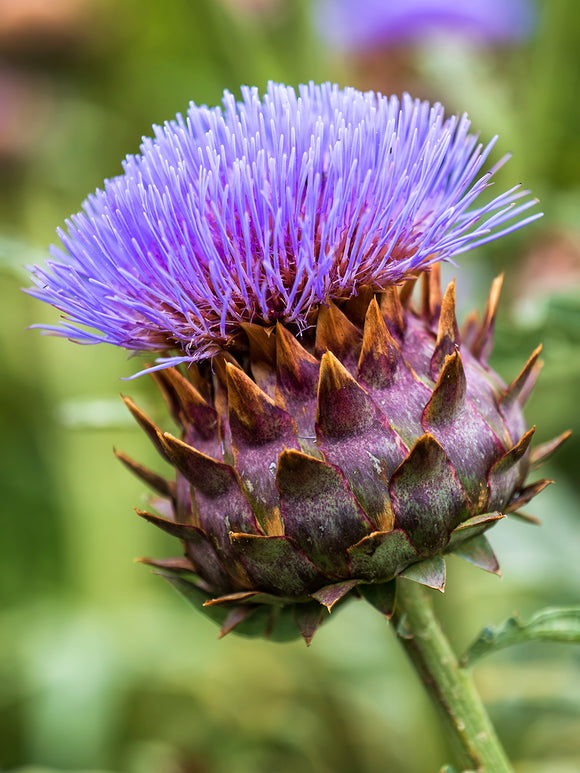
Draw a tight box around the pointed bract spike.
[347,529,420,582]
[471,274,504,363]
[121,395,171,463]
[227,361,297,446]
[506,479,553,512]
[151,367,220,458]
[530,430,572,469]
[423,352,506,509]
[431,280,460,376]
[399,277,417,307]
[160,431,261,578]
[276,449,372,578]
[400,555,446,591]
[500,345,543,410]
[212,351,242,389]
[204,590,261,606]
[275,323,320,442]
[276,323,319,382]
[226,359,299,533]
[115,449,175,500]
[293,601,326,645]
[454,512,505,531]
[453,534,501,575]
[340,286,375,329]
[315,301,363,372]
[358,580,397,618]
[421,264,441,322]
[461,310,480,348]
[161,433,228,493]
[137,509,200,540]
[489,427,535,478]
[137,556,196,574]
[317,349,407,529]
[445,512,504,552]
[379,285,405,341]
[357,298,404,390]
[487,428,536,511]
[241,322,277,397]
[151,367,212,428]
[317,350,373,437]
[311,580,359,612]
[390,433,471,554]
[229,533,324,596]
[159,574,230,626]
[218,606,257,638]
[509,511,541,525]
[423,350,466,424]
[241,322,276,363]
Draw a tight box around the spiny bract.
[118,268,567,644]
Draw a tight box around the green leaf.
[462,607,580,666]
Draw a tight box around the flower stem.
[391,579,514,773]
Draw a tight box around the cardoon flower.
[29,83,565,645]
[314,0,535,52]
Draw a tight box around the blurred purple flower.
[29,82,539,370]
[315,0,535,51]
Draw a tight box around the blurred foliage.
[2,0,580,771]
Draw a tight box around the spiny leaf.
[462,607,580,666]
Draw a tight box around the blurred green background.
[2,1,580,771]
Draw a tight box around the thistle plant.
[29,83,570,772]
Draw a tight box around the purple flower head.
[315,0,535,52]
[29,82,540,372]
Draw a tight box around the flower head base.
[117,270,566,644]
[29,82,539,369]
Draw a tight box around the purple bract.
[29,82,539,370]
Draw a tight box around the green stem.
[391,580,513,773]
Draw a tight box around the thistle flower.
[29,83,566,644]
[314,0,535,52]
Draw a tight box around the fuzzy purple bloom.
[314,0,535,51]
[29,82,540,371]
